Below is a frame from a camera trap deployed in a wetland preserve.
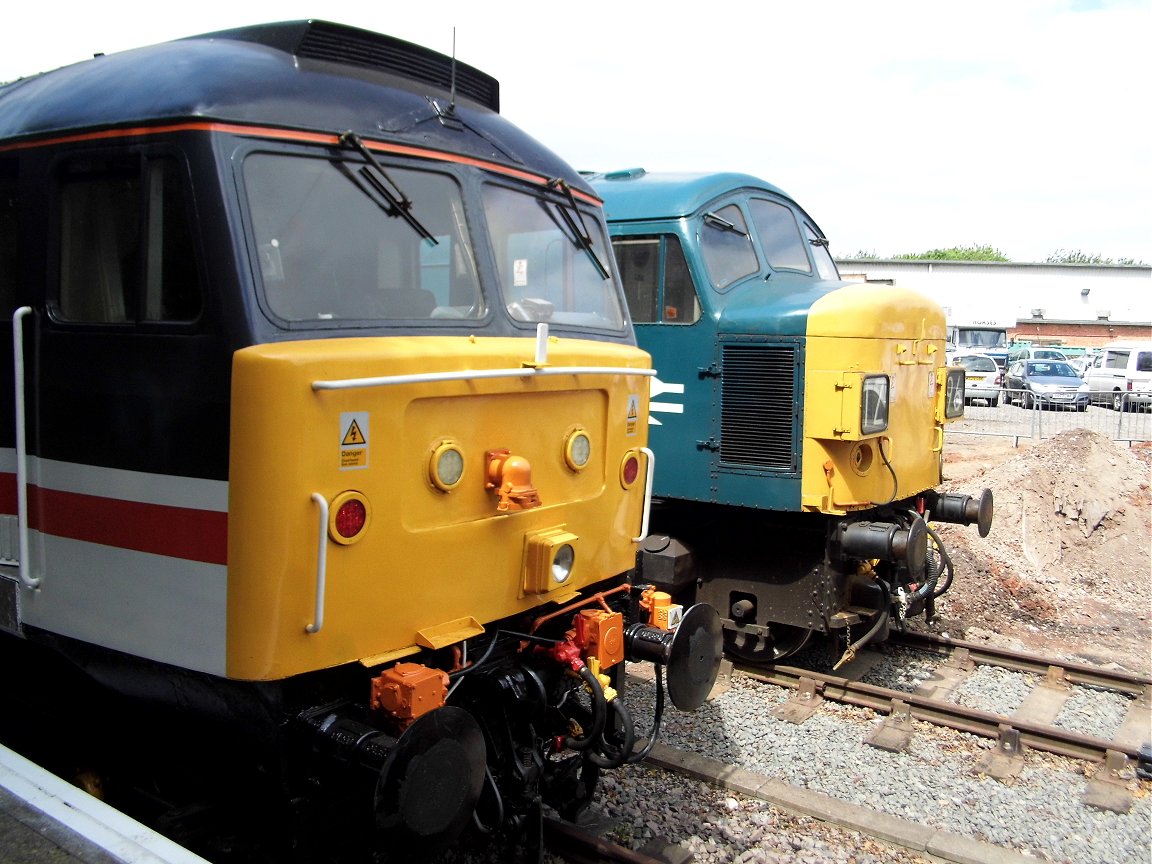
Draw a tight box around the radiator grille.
[720,343,797,469]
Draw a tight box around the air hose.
[833,579,892,670]
[563,665,608,752]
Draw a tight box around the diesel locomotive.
[0,26,722,861]
[586,169,993,665]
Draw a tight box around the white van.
[1083,341,1152,411]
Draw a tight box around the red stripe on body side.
[0,474,227,565]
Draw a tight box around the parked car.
[951,353,1002,406]
[1006,346,1070,365]
[1068,353,1098,377]
[1082,341,1152,412]
[1003,359,1090,411]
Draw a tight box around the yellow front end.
[224,335,651,680]
[801,283,952,514]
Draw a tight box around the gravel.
[588,664,1151,864]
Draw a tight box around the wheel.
[1024,392,1035,409]
[1112,391,1125,412]
[989,393,999,407]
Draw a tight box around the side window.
[805,223,839,280]
[1105,351,1130,370]
[0,162,16,315]
[748,198,810,273]
[611,235,700,325]
[1137,352,1152,373]
[699,204,757,290]
[57,155,201,324]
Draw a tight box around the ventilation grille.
[720,343,797,470]
[204,21,500,112]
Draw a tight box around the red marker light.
[622,454,640,486]
[335,498,367,539]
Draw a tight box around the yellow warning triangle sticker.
[342,419,367,446]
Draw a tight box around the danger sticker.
[625,394,640,436]
[340,412,369,470]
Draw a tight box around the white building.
[835,259,1151,347]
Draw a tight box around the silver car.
[952,353,1002,406]
[1004,360,1090,411]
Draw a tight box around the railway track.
[729,630,1151,813]
[543,817,687,864]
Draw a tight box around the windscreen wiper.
[546,178,610,280]
[339,131,438,246]
[703,212,747,235]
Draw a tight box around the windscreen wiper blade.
[703,212,747,235]
[546,178,610,280]
[340,131,438,245]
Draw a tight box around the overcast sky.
[4,0,1149,265]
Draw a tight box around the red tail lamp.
[620,450,641,488]
[328,491,371,544]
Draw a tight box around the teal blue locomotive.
[587,169,992,664]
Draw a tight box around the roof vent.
[1030,308,1045,318]
[190,20,500,112]
[1096,309,1111,320]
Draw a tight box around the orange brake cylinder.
[370,663,448,726]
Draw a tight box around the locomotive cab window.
[611,235,700,324]
[482,182,624,329]
[699,203,757,290]
[748,198,810,274]
[243,152,484,324]
[806,223,839,280]
[56,155,201,324]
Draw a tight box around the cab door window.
[610,234,699,324]
[56,155,201,324]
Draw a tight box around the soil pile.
[925,430,1151,676]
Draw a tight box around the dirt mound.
[924,431,1151,675]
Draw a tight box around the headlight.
[429,441,465,491]
[861,375,890,434]
[944,368,965,419]
[551,544,575,584]
[564,427,592,471]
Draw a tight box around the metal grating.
[720,343,797,469]
[296,23,500,112]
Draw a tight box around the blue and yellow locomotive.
[587,169,992,664]
[0,26,722,860]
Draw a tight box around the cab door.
[12,147,230,672]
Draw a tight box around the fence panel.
[950,388,1151,444]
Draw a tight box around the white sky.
[4,0,1149,265]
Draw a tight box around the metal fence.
[948,389,1151,445]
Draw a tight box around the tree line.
[841,245,1147,265]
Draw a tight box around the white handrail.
[312,365,655,391]
[12,307,37,589]
[632,447,655,543]
[306,493,328,633]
